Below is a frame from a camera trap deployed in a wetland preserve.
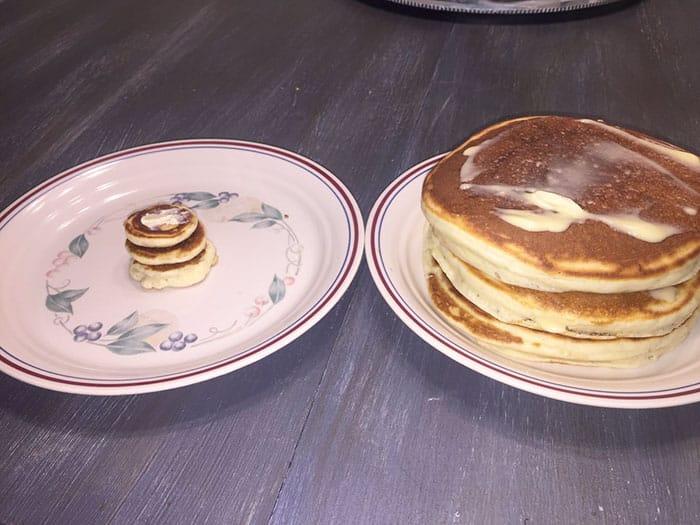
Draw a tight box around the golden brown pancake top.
[124,204,197,245]
[423,116,700,278]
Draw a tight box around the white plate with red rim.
[0,140,364,395]
[366,154,700,409]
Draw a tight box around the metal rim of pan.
[383,0,625,15]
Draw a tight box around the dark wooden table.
[2,0,699,523]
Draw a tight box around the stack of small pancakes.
[422,116,700,367]
[125,204,218,289]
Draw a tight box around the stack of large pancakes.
[125,204,218,289]
[422,116,700,367]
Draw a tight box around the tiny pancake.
[422,116,700,293]
[424,254,697,368]
[125,204,198,248]
[126,222,207,265]
[129,240,218,290]
[426,227,700,339]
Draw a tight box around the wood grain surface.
[1,0,699,523]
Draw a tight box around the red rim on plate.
[365,155,700,409]
[0,140,364,395]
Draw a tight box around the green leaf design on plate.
[69,234,89,258]
[230,212,267,223]
[181,192,216,201]
[252,219,278,229]
[268,275,286,304]
[191,199,220,210]
[106,340,157,355]
[107,311,138,336]
[45,288,89,314]
[261,203,283,220]
[116,323,168,342]
[104,323,166,355]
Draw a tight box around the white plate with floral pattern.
[0,140,363,395]
[366,155,700,409]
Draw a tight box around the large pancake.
[426,227,700,339]
[422,116,700,293]
[424,254,697,368]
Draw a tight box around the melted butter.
[580,119,700,173]
[460,137,498,184]
[495,207,574,233]
[497,189,679,242]
[463,184,681,242]
[457,119,695,242]
[649,286,678,303]
[593,141,673,177]
[141,208,189,231]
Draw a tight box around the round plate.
[366,155,700,408]
[384,0,624,14]
[0,140,364,395]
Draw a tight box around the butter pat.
[141,208,190,231]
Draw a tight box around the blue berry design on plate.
[72,322,104,342]
[170,191,238,209]
[159,331,198,352]
[47,190,303,355]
